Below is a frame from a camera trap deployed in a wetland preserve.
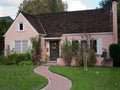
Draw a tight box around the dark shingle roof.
[22,12,46,34]
[22,8,112,37]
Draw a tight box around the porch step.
[43,61,57,66]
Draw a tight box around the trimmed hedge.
[109,44,120,67]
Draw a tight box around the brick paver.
[34,64,72,90]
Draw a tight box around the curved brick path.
[34,64,72,90]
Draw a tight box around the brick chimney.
[112,0,118,43]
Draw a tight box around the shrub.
[19,61,34,66]
[61,40,73,66]
[109,44,120,67]
[0,55,7,65]
[31,37,41,65]
[88,50,96,66]
[5,53,32,65]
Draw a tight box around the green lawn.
[0,65,48,90]
[50,66,120,90]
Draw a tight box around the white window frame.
[15,40,28,53]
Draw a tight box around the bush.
[4,53,32,65]
[19,61,34,66]
[109,44,120,67]
[0,55,7,65]
[61,41,73,66]
[88,50,96,66]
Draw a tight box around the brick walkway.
[34,63,72,90]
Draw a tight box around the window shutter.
[69,40,72,43]
[78,40,81,44]
[23,22,25,30]
[28,40,32,50]
[97,39,103,54]
[16,23,19,31]
[10,41,15,53]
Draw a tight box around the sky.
[0,0,101,19]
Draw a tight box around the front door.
[50,41,59,61]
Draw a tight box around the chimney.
[112,0,118,43]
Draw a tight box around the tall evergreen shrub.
[109,44,120,67]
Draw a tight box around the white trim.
[37,18,47,35]
[44,37,61,40]
[62,32,113,36]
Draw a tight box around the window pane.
[20,23,23,30]
[22,41,28,53]
[90,40,97,52]
[15,41,21,53]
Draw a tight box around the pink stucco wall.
[41,36,46,61]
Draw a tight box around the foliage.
[31,37,41,65]
[99,0,120,43]
[0,19,12,54]
[109,44,120,66]
[0,55,7,65]
[79,34,96,70]
[61,40,73,66]
[19,0,67,14]
[88,50,97,66]
[19,61,34,66]
[0,53,32,65]
[61,36,96,68]
[0,65,48,90]
[50,66,120,90]
[39,61,47,65]
[99,0,112,8]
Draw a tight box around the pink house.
[4,0,118,66]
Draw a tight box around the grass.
[49,66,120,90]
[0,65,48,90]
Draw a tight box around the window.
[90,40,97,52]
[15,41,28,53]
[17,23,24,31]
[19,23,23,30]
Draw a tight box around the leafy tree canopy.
[0,19,12,41]
[19,0,67,14]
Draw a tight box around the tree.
[0,19,11,54]
[99,0,112,8]
[19,0,67,14]
[99,0,120,43]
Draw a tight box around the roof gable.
[4,13,39,37]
